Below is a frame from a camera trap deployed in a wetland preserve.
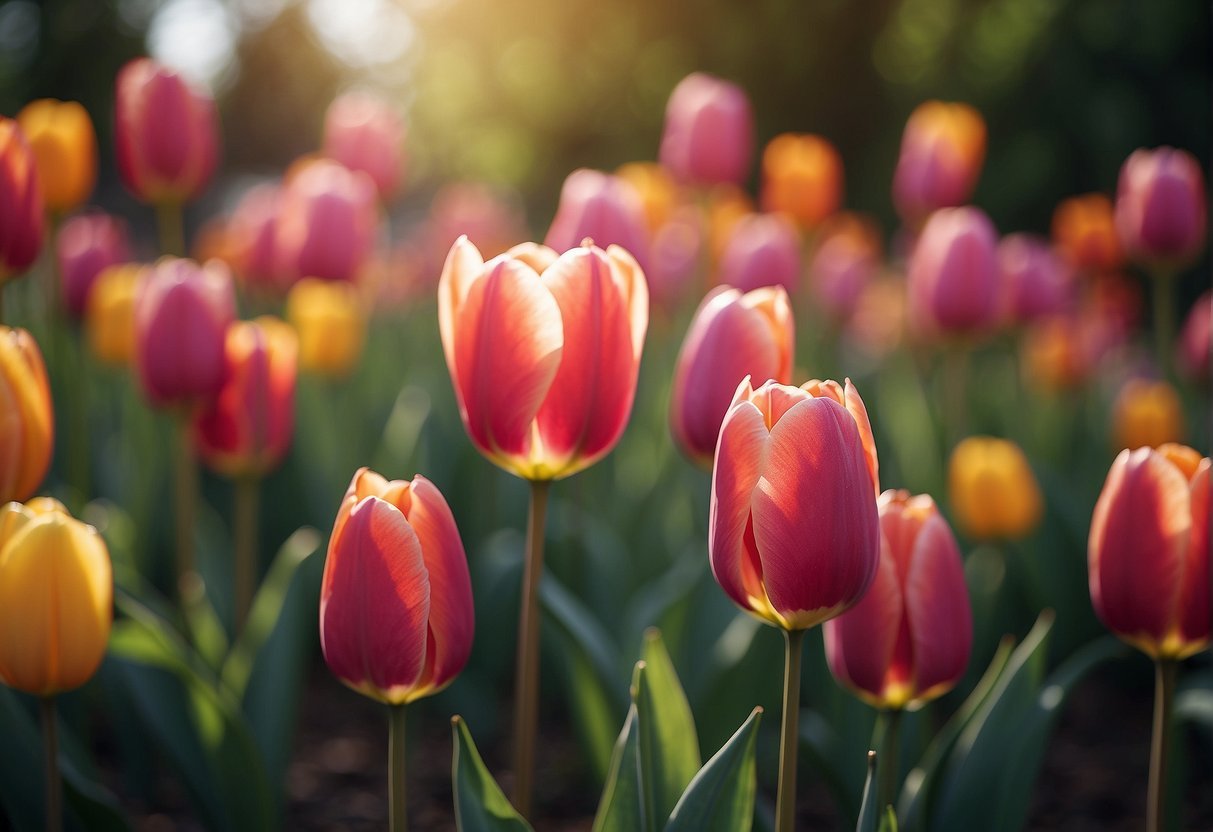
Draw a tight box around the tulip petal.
[1177,461,1211,656]
[823,535,901,706]
[904,512,970,699]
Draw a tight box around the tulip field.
[0,3,1210,831]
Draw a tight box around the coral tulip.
[15,98,96,213]
[1115,147,1207,270]
[717,212,802,295]
[997,233,1071,327]
[320,467,474,704]
[892,101,986,225]
[0,328,53,503]
[808,213,881,324]
[275,159,379,285]
[1089,444,1210,660]
[1052,193,1122,274]
[544,169,650,271]
[114,58,219,206]
[948,436,1042,541]
[323,91,407,202]
[670,285,794,466]
[285,278,366,377]
[659,73,753,187]
[438,236,648,481]
[0,118,44,284]
[86,264,143,367]
[1177,291,1210,382]
[824,490,971,710]
[56,212,131,319]
[906,206,1000,337]
[761,133,843,230]
[0,500,112,696]
[1111,378,1184,452]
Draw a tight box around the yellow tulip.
[1111,378,1184,451]
[86,264,144,367]
[15,99,97,214]
[0,327,54,503]
[948,436,1043,541]
[286,278,366,378]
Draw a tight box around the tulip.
[808,213,881,324]
[659,72,753,187]
[761,133,844,230]
[647,206,705,313]
[544,169,651,271]
[56,212,132,319]
[0,118,44,288]
[670,286,794,466]
[15,98,96,214]
[227,183,283,294]
[707,184,755,260]
[717,212,802,295]
[0,327,53,504]
[285,278,366,378]
[416,182,528,281]
[1111,378,1183,451]
[1177,290,1210,382]
[892,101,986,225]
[275,159,379,286]
[997,233,1071,327]
[616,161,679,231]
[1115,147,1207,270]
[906,206,1000,338]
[86,264,143,367]
[948,436,1042,541]
[323,91,407,202]
[1051,193,1122,274]
[847,275,908,360]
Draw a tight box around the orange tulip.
[1111,378,1184,451]
[1052,193,1122,274]
[285,278,366,377]
[616,162,679,231]
[15,98,97,213]
[1089,444,1209,660]
[0,118,44,283]
[0,327,53,503]
[892,101,986,224]
[761,133,844,230]
[948,436,1042,541]
[86,264,144,367]
[438,236,648,481]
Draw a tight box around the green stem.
[877,708,902,815]
[1152,271,1175,380]
[41,697,60,832]
[175,414,198,598]
[511,479,551,819]
[1147,659,1177,832]
[389,704,407,832]
[156,202,185,257]
[233,476,260,633]
[775,627,806,832]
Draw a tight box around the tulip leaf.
[450,716,535,832]
[179,573,230,673]
[663,705,762,832]
[593,663,649,832]
[637,629,701,825]
[540,573,626,707]
[855,751,879,832]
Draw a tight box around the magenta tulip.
[56,213,131,318]
[659,72,754,187]
[1115,147,1207,270]
[907,206,1000,337]
[808,214,881,324]
[997,233,1071,327]
[323,91,407,202]
[892,101,986,225]
[275,159,379,285]
[717,212,802,295]
[0,118,44,284]
[544,168,650,271]
[1177,291,1210,383]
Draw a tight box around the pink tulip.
[717,213,802,295]
[892,101,986,225]
[320,467,474,704]
[808,214,881,324]
[1177,291,1211,382]
[907,206,1000,337]
[0,118,44,283]
[997,233,1072,327]
[648,206,705,312]
[824,490,972,709]
[323,91,407,202]
[275,159,379,285]
[228,183,282,293]
[544,168,650,271]
[438,236,648,481]
[1115,147,1207,269]
[56,212,131,318]
[659,72,753,187]
[709,377,880,630]
[114,58,219,206]
[670,286,794,466]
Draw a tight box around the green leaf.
[179,573,230,673]
[663,706,762,832]
[540,573,626,709]
[856,751,878,832]
[594,664,648,832]
[637,629,701,826]
[450,716,534,832]
[879,806,899,832]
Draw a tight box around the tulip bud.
[824,490,971,710]
[227,183,283,294]
[0,328,53,503]
[419,182,528,279]
[997,233,1072,327]
[1177,291,1211,383]
[808,213,881,324]
[0,118,44,283]
[948,436,1042,541]
[544,169,651,271]
[616,162,679,231]
[892,101,986,225]
[56,212,132,319]
[1111,378,1184,452]
[1051,193,1122,274]
[1089,444,1210,660]
[87,264,144,367]
[907,207,1000,337]
[438,236,648,481]
[323,91,407,202]
[659,73,753,187]
[670,286,794,466]
[134,257,235,409]
[285,278,366,378]
[114,58,219,206]
[1115,147,1207,270]
[275,159,379,286]
[15,98,96,214]
[709,377,881,630]
[320,468,474,704]
[647,206,705,313]
[761,133,843,230]
[0,501,112,696]
[717,213,802,295]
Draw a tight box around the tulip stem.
[233,476,260,633]
[943,346,969,447]
[775,627,806,832]
[389,704,407,832]
[876,708,902,816]
[512,478,551,819]
[156,202,185,257]
[41,697,61,832]
[1147,658,1177,832]
[174,414,198,597]
[1151,271,1175,380]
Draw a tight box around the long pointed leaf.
[664,706,762,832]
[594,664,649,832]
[637,629,701,825]
[450,716,534,832]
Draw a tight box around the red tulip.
[0,118,44,283]
[659,73,753,187]
[808,213,881,324]
[438,236,648,481]
[544,168,650,272]
[1115,147,1207,270]
[275,159,379,285]
[114,58,219,206]
[1177,290,1210,383]
[717,213,802,295]
[1089,444,1210,660]
[320,468,474,704]
[56,212,131,319]
[323,91,406,202]
[670,286,794,466]
[997,233,1072,327]
[134,257,235,409]
[892,101,986,225]
[907,206,1000,337]
[824,490,971,709]
[709,377,880,630]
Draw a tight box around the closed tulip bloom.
[1177,291,1210,382]
[1089,444,1210,659]
[824,490,971,710]
[228,183,282,293]
[907,206,1000,337]
[761,133,843,230]
[0,118,44,283]
[0,501,112,696]
[1052,193,1122,273]
[275,159,379,285]
[1115,147,1207,269]
[56,212,132,318]
[285,278,366,377]
[115,58,219,205]
[15,99,96,213]
[87,264,143,367]
[194,318,297,478]
[648,206,705,312]
[718,213,802,295]
[544,168,650,271]
[616,162,679,231]
[439,236,648,481]
[134,257,235,409]
[808,213,881,324]
[0,328,53,503]
[948,436,1042,541]
[323,91,406,202]
[671,286,794,466]
[710,377,881,630]
[997,233,1071,327]
[1111,379,1184,452]
[320,468,474,703]
[892,101,986,224]
[659,73,753,187]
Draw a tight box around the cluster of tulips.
[0,52,1209,832]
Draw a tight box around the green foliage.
[450,717,535,832]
